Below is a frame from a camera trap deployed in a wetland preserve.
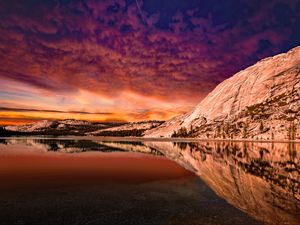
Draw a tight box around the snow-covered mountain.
[4,119,117,134]
[145,46,300,140]
[5,120,57,132]
[4,119,163,136]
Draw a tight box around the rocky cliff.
[89,121,163,136]
[144,47,300,140]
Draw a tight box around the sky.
[0,0,300,125]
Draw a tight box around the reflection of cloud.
[0,0,298,123]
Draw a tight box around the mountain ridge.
[3,119,163,136]
[144,46,300,140]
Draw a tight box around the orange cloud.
[0,0,297,124]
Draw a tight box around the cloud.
[0,0,299,123]
[0,107,113,115]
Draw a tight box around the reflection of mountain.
[0,139,162,155]
[97,141,163,156]
[1,138,299,224]
[0,139,125,153]
[144,141,300,225]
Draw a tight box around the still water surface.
[0,137,299,225]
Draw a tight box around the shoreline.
[1,135,300,143]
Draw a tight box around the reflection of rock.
[146,142,197,172]
[145,141,300,225]
[97,141,163,156]
[0,139,164,156]
[58,147,86,153]
[1,138,299,224]
[5,139,49,152]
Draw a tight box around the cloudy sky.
[0,0,299,124]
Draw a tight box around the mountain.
[6,120,59,132]
[145,46,300,140]
[4,119,164,136]
[5,119,123,135]
[89,121,164,137]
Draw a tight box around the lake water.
[0,137,299,225]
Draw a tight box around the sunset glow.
[0,0,299,124]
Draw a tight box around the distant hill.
[4,119,164,137]
[4,119,124,136]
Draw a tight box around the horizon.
[2,117,165,126]
[1,0,300,125]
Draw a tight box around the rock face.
[5,120,57,132]
[145,46,300,140]
[89,121,164,136]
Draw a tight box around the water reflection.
[0,138,163,155]
[0,138,299,225]
[145,141,300,225]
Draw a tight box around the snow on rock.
[90,121,163,135]
[5,119,92,133]
[5,120,55,132]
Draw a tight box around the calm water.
[0,137,299,225]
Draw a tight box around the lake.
[0,137,299,225]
